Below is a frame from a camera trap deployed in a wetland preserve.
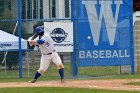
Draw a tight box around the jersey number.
[46,42,50,47]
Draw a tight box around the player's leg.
[58,67,64,83]
[30,55,51,83]
[51,52,64,83]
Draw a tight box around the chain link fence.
[0,0,72,79]
[0,0,135,79]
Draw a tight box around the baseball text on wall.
[78,0,133,66]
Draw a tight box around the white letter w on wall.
[82,0,123,46]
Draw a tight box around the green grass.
[126,82,140,86]
[0,74,140,82]
[0,62,139,82]
[0,64,131,78]
[0,87,139,93]
[78,66,119,76]
[0,62,72,80]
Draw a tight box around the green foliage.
[33,22,44,33]
[0,3,16,34]
[0,52,18,69]
[5,52,19,69]
[0,2,25,70]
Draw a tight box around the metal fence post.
[71,0,77,77]
[130,0,134,75]
[18,0,22,78]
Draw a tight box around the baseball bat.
[31,33,37,40]
[32,33,36,40]
[28,33,37,41]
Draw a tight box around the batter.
[28,26,64,83]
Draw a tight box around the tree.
[0,1,19,69]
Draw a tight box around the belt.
[43,50,55,55]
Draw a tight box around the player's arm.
[28,37,45,45]
[36,39,45,45]
[28,37,38,46]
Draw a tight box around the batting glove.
[27,37,33,42]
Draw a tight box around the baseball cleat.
[29,79,37,83]
[61,78,64,83]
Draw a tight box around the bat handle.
[31,33,37,39]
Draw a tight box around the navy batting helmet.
[35,26,44,34]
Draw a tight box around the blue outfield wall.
[77,0,133,68]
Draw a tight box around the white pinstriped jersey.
[34,33,55,54]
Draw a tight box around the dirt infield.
[0,79,140,91]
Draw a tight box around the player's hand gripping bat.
[28,33,37,46]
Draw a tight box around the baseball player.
[28,26,64,83]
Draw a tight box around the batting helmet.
[35,26,44,34]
